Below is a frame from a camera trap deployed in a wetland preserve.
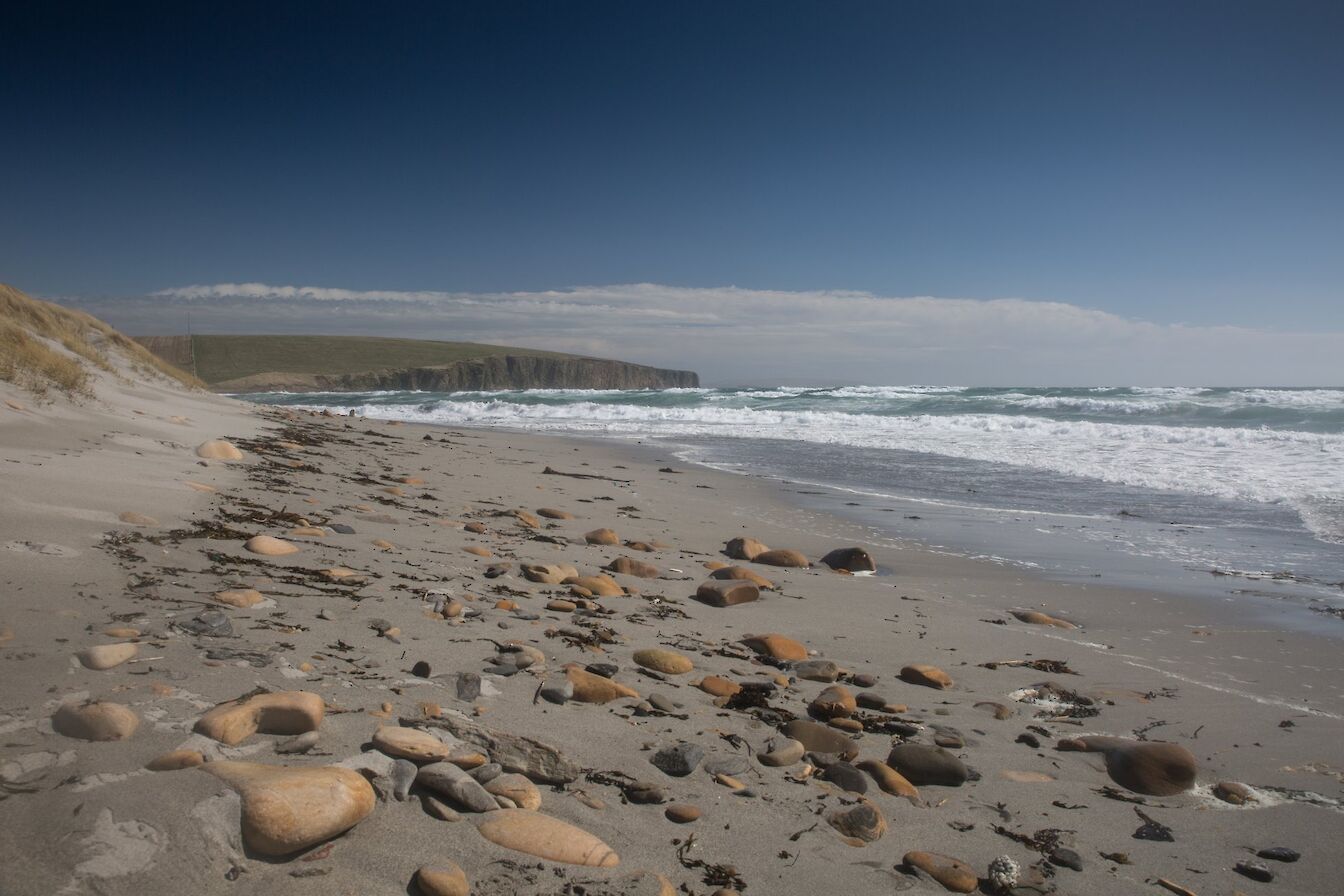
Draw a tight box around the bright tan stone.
[537,508,573,520]
[485,773,542,810]
[52,701,139,741]
[416,863,469,896]
[195,691,325,745]
[584,528,620,545]
[632,648,693,675]
[203,761,375,856]
[724,536,769,560]
[753,548,809,568]
[695,676,741,698]
[564,665,639,703]
[809,685,857,719]
[103,626,140,638]
[1011,609,1078,629]
[214,588,265,608]
[77,642,138,670]
[464,546,492,557]
[900,664,953,689]
[709,566,775,589]
[245,535,299,556]
[741,633,808,661]
[857,759,921,800]
[606,557,659,578]
[475,809,619,867]
[522,563,579,584]
[372,726,451,763]
[147,749,206,771]
[564,574,623,597]
[196,440,244,460]
[289,526,326,537]
[904,851,978,893]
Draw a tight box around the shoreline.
[3,386,1342,895]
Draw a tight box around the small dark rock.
[625,781,668,804]
[330,523,356,534]
[411,660,431,678]
[586,663,619,679]
[819,761,868,794]
[651,742,704,777]
[1257,847,1300,863]
[1235,860,1274,882]
[1048,846,1083,871]
[1016,732,1041,748]
[455,672,482,701]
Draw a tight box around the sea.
[243,385,1344,625]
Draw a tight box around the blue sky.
[2,2,1341,383]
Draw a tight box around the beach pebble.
[213,588,264,608]
[709,565,775,590]
[1011,609,1077,629]
[415,863,470,896]
[585,528,620,545]
[1235,860,1275,882]
[541,677,575,704]
[475,809,620,867]
[275,731,321,754]
[194,690,324,746]
[428,715,581,784]
[626,781,668,804]
[1214,780,1256,805]
[467,762,502,783]
[1258,847,1300,863]
[665,803,701,823]
[886,744,969,786]
[820,546,876,573]
[900,664,953,689]
[244,535,299,556]
[606,557,660,578]
[537,507,573,519]
[633,648,694,675]
[809,685,857,719]
[1063,736,1197,795]
[697,676,742,698]
[820,761,868,793]
[203,761,375,856]
[146,749,206,771]
[795,659,841,682]
[741,633,808,661]
[565,665,639,703]
[695,579,760,607]
[651,742,704,777]
[423,795,462,822]
[827,799,886,842]
[757,737,805,767]
[724,536,770,560]
[904,851,978,892]
[391,758,418,800]
[779,720,858,759]
[974,701,1014,720]
[196,439,244,460]
[856,759,920,800]
[373,725,451,763]
[485,773,542,810]
[523,563,577,584]
[456,673,482,702]
[76,642,138,670]
[52,700,139,741]
[1048,846,1083,871]
[753,548,809,567]
[416,761,498,813]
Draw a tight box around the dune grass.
[0,284,204,396]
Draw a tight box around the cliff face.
[212,355,699,393]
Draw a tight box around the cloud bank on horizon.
[65,282,1343,386]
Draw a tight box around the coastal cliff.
[211,355,699,393]
[134,334,698,392]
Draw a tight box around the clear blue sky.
[2,2,1341,383]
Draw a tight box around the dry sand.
[2,372,1341,896]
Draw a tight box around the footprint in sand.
[5,540,80,557]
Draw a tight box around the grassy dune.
[0,285,202,396]
[136,334,582,385]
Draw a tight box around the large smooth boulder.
[900,664,953,689]
[820,546,876,573]
[724,536,769,560]
[694,579,759,607]
[809,685,857,720]
[415,864,469,896]
[753,549,809,568]
[372,726,451,763]
[564,665,639,703]
[709,565,775,589]
[1061,736,1197,795]
[195,690,324,746]
[584,528,620,545]
[476,809,620,866]
[605,557,659,579]
[196,439,244,460]
[632,648,693,675]
[76,642,138,670]
[52,700,139,741]
[779,719,858,760]
[886,744,968,786]
[203,761,375,856]
[741,633,808,661]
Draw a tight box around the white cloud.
[72,282,1344,385]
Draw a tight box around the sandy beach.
[3,369,1342,896]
